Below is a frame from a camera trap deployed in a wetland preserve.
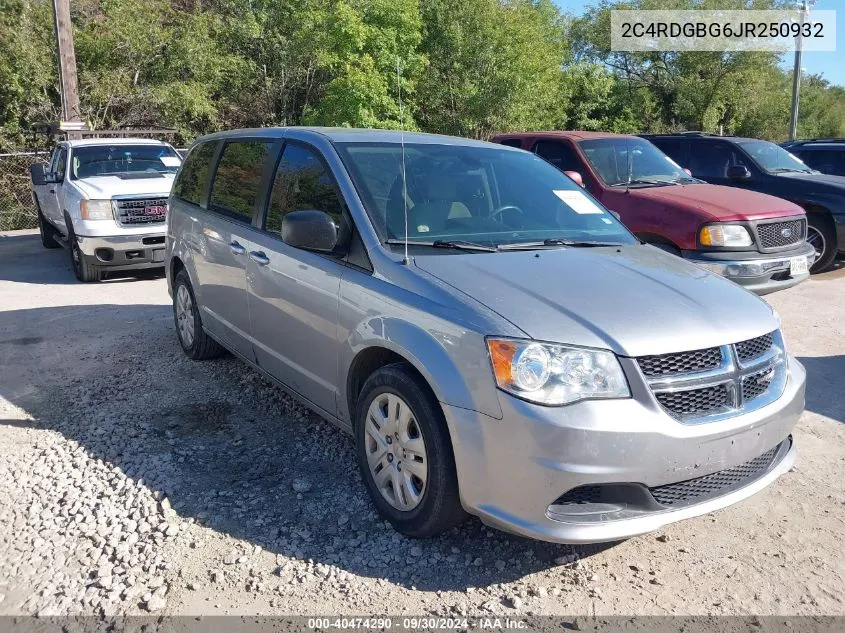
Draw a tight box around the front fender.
[341,316,503,424]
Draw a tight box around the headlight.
[80,199,113,221]
[486,338,630,406]
[699,224,752,247]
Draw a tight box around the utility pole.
[788,1,811,141]
[51,0,84,138]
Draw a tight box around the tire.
[648,241,681,257]
[354,363,467,538]
[172,269,223,360]
[36,206,61,249]
[67,224,103,282]
[807,213,837,273]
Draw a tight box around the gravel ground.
[1,229,843,618]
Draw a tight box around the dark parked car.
[644,132,845,272]
[493,132,813,295]
[780,139,845,177]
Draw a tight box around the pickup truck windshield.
[70,145,181,180]
[335,142,637,247]
[578,137,692,187]
[736,140,814,174]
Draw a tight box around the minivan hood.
[627,183,803,221]
[72,174,175,199]
[414,245,778,357]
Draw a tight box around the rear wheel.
[37,206,61,249]
[173,269,223,360]
[355,363,466,538]
[807,213,837,273]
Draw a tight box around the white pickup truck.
[30,138,182,282]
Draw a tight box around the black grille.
[650,442,782,506]
[655,384,729,418]
[742,367,775,402]
[637,347,722,377]
[756,219,805,249]
[735,332,773,363]
[114,198,168,226]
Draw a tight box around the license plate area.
[789,256,808,276]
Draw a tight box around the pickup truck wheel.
[172,269,223,360]
[37,207,61,249]
[68,228,103,282]
[355,363,466,538]
[807,214,837,273]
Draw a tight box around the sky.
[553,0,844,88]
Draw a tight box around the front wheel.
[355,363,466,538]
[807,214,837,273]
[68,226,103,282]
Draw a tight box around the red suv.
[493,132,815,295]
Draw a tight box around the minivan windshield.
[334,142,637,248]
[70,144,181,180]
[578,137,695,187]
[736,140,815,174]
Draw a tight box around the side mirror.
[281,209,338,252]
[683,168,692,176]
[30,164,47,186]
[563,171,585,188]
[726,165,751,181]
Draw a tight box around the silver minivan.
[165,128,804,544]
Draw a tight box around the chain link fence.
[0,151,46,232]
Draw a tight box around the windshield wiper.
[769,167,812,174]
[498,239,625,250]
[385,239,497,252]
[612,178,675,187]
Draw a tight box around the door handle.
[249,250,270,266]
[229,240,246,255]
[49,189,55,194]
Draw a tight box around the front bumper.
[443,356,805,544]
[683,242,815,295]
[76,232,166,271]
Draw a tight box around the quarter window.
[209,141,273,222]
[173,142,217,206]
[265,144,344,235]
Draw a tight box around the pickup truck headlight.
[486,338,630,406]
[699,224,752,247]
[80,199,114,221]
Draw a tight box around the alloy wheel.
[175,284,195,347]
[807,225,826,261]
[364,392,428,511]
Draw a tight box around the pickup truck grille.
[636,331,786,423]
[756,218,805,249]
[113,198,168,226]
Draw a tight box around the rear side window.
[533,140,581,172]
[651,139,687,165]
[265,144,344,235]
[209,141,273,222]
[173,142,217,206]
[687,142,736,179]
[497,138,524,149]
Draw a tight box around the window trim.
[204,138,280,225]
[257,138,355,257]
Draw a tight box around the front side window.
[265,144,344,236]
[53,147,67,179]
[737,140,814,174]
[335,142,637,247]
[70,144,181,180]
[209,141,273,222]
[534,141,582,173]
[173,142,217,206]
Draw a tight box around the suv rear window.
[173,142,217,206]
[208,141,273,222]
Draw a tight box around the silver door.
[38,146,67,226]
[244,142,345,414]
[192,140,275,359]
